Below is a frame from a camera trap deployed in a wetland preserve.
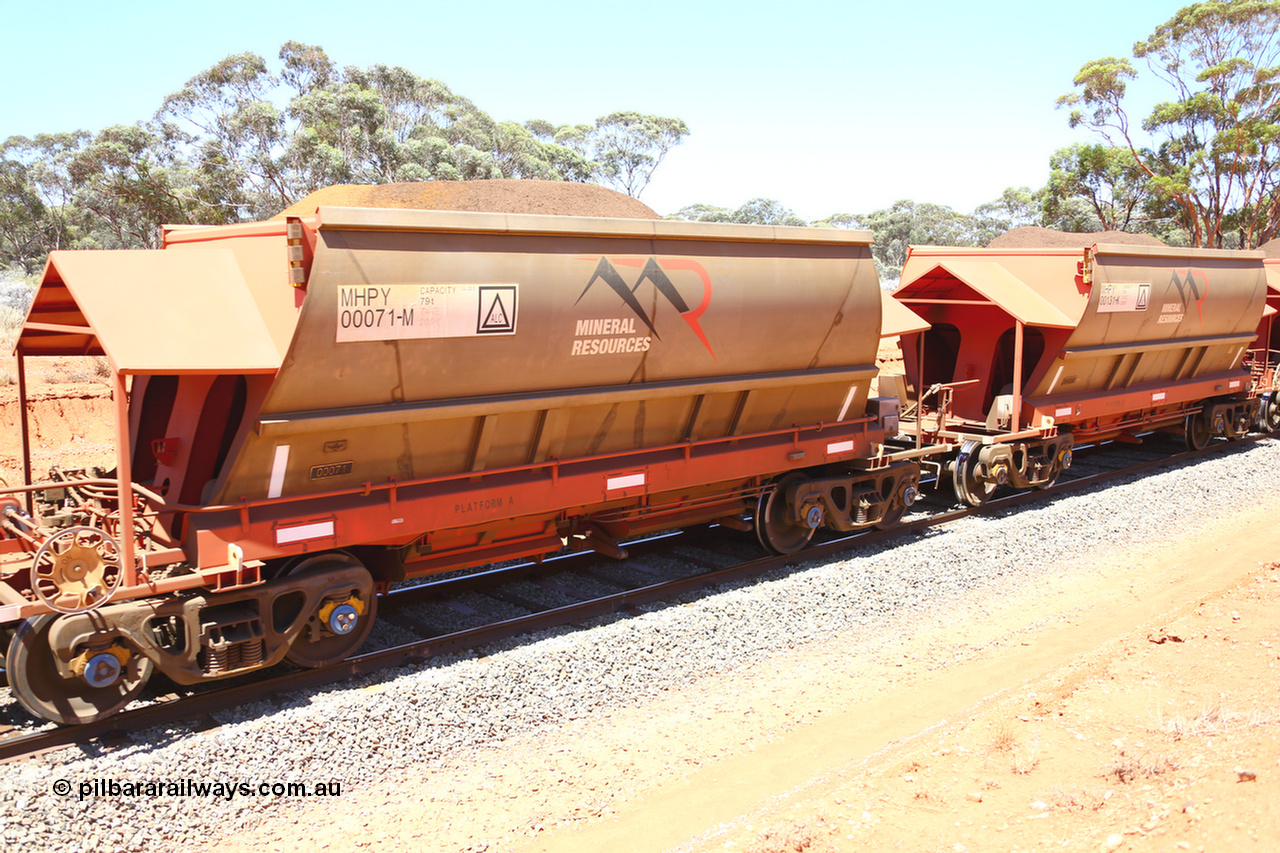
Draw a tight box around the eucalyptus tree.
[973,186,1045,243]
[67,124,220,249]
[7,41,690,273]
[816,201,985,282]
[1,132,89,271]
[1042,143,1151,232]
[591,112,689,198]
[159,43,670,211]
[1058,0,1280,247]
[157,51,292,218]
[671,198,807,226]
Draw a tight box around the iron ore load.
[886,242,1269,505]
[0,184,921,724]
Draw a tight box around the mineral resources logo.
[1171,268,1208,323]
[572,257,716,359]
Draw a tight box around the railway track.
[0,434,1267,764]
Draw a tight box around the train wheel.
[1184,409,1212,451]
[1260,396,1280,433]
[1266,404,1280,434]
[6,614,154,725]
[282,553,377,669]
[755,473,816,555]
[875,499,908,530]
[952,443,997,507]
[874,478,918,530]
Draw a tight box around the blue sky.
[1,0,1184,220]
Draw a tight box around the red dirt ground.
[0,379,113,486]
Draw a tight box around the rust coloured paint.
[892,244,1267,440]
[2,207,889,618]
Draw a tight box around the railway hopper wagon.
[1244,256,1280,421]
[0,207,920,724]
[887,244,1269,505]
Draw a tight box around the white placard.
[1097,282,1150,313]
[336,284,517,342]
[275,520,335,545]
[606,473,646,491]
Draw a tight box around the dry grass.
[1154,701,1280,741]
[988,720,1017,754]
[910,788,947,808]
[0,304,25,386]
[1011,741,1042,776]
[1107,750,1179,783]
[988,721,1042,775]
[1,274,31,386]
[39,357,111,384]
[1049,786,1109,812]
[0,273,110,387]
[1160,702,1226,740]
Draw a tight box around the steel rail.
[0,434,1266,764]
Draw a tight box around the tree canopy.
[590,112,688,199]
[671,192,1048,283]
[0,42,688,273]
[8,5,1278,284]
[818,200,1009,282]
[671,197,807,227]
[1058,0,1280,247]
[1042,143,1151,232]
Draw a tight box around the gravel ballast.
[2,440,1279,851]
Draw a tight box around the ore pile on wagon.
[0,182,921,724]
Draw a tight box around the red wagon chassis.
[0,412,897,623]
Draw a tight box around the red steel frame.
[896,301,1258,448]
[0,400,888,623]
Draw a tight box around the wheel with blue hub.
[282,553,377,669]
[6,614,153,725]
